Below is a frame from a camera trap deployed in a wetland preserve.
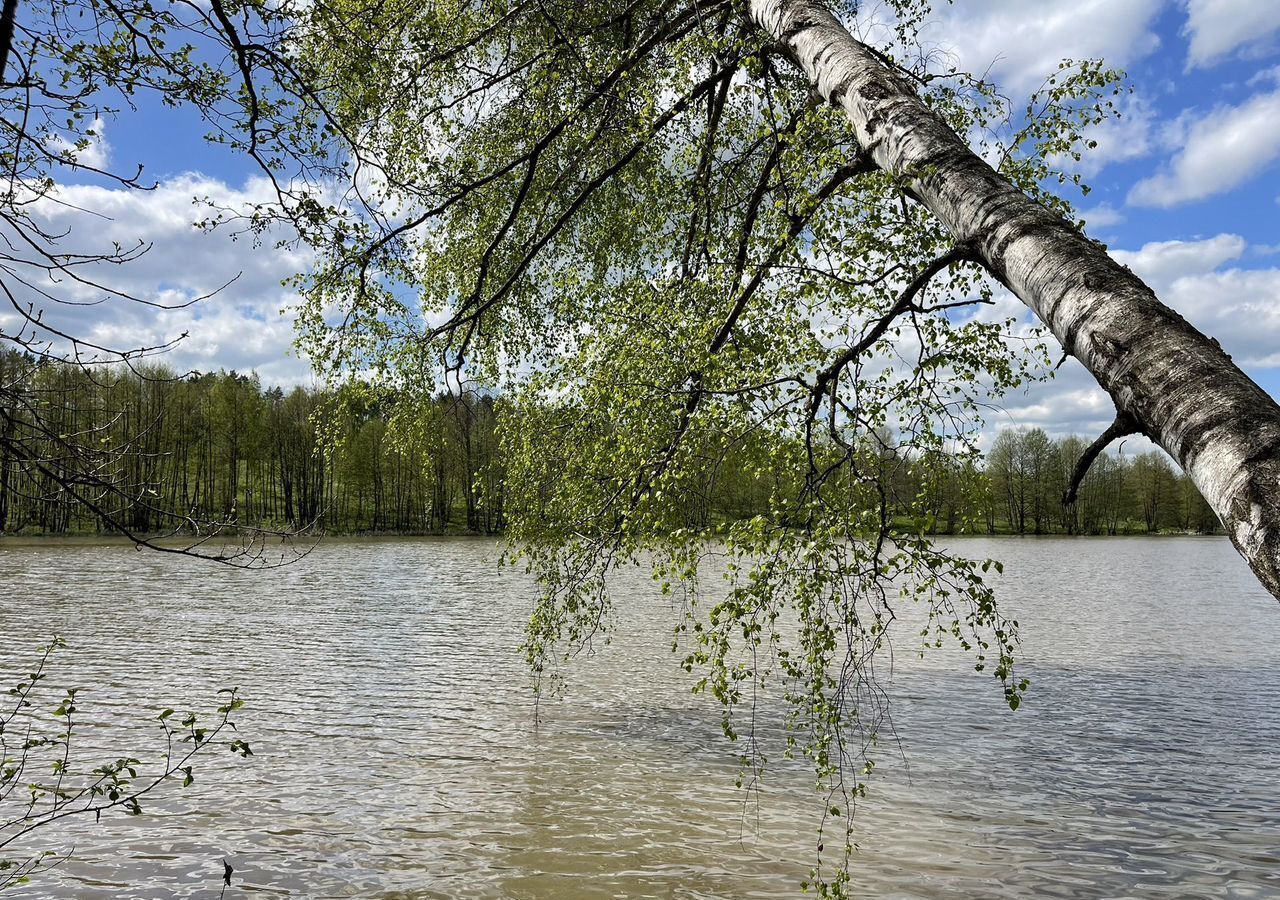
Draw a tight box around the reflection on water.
[1,536,1278,898]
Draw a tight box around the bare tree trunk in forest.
[751,0,1280,600]
[451,395,479,533]
[281,440,296,525]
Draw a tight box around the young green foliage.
[4,0,1116,891]
[0,638,249,891]
[274,1,1127,892]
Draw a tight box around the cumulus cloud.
[992,364,1116,435]
[987,234,1280,438]
[1113,234,1280,367]
[1112,233,1247,281]
[1182,0,1280,68]
[1127,87,1280,207]
[1077,203,1126,230]
[1055,94,1157,179]
[2,173,315,386]
[44,117,111,171]
[915,2,1162,182]
[920,0,1163,98]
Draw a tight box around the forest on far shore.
[0,354,1220,539]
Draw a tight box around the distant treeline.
[971,428,1218,536]
[0,354,502,535]
[0,354,1219,537]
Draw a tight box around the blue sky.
[922,0,1280,435]
[15,0,1280,440]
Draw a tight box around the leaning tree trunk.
[749,0,1280,601]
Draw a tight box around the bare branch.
[1063,411,1141,506]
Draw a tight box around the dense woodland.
[0,354,503,536]
[0,355,1219,538]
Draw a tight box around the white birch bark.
[749,0,1280,601]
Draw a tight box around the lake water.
[1,536,1278,898]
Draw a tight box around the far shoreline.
[0,530,1226,547]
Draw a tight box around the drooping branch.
[712,154,874,354]
[426,59,742,359]
[650,155,878,493]
[337,2,728,317]
[809,241,977,408]
[680,44,736,276]
[1062,411,1140,506]
[751,0,1280,601]
[797,243,975,501]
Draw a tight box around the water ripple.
[0,536,1276,898]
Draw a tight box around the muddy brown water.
[1,536,1277,898]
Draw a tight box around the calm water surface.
[1,536,1278,898]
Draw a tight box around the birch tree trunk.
[748,0,1280,601]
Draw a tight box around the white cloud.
[1077,203,1126,229]
[917,3,1162,181]
[1151,271,1280,367]
[1127,87,1280,207]
[1247,64,1280,87]
[1111,233,1246,281]
[994,369,1115,434]
[990,234,1280,437]
[1036,92,1159,183]
[44,117,110,171]
[1182,0,1280,68]
[1113,234,1280,367]
[2,173,315,386]
[1066,95,1157,178]
[921,0,1163,98]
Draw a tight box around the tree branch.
[1062,411,1140,506]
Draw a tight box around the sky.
[15,0,1280,443]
